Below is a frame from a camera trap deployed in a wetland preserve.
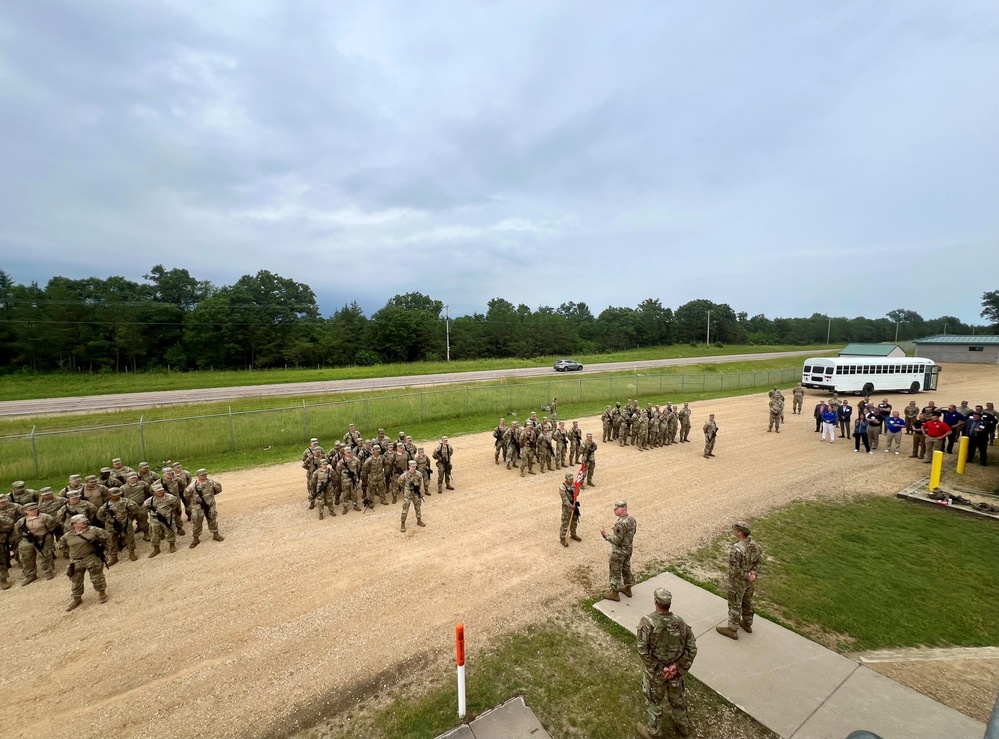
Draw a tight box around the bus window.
[803,365,811,373]
[825,367,833,376]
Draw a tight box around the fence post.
[302,400,309,442]
[681,373,685,393]
[578,377,583,401]
[139,415,147,461]
[229,406,236,452]
[509,385,513,411]
[30,426,39,476]
[719,372,724,390]
[420,392,425,422]
[466,387,470,414]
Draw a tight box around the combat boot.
[561,540,569,547]
[177,526,186,536]
[391,495,398,504]
[189,537,199,549]
[43,570,54,580]
[319,509,324,520]
[437,486,443,494]
[716,625,739,640]
[605,590,621,602]
[400,521,406,532]
[379,497,388,506]
[107,554,119,566]
[128,549,138,561]
[570,534,582,542]
[342,505,349,515]
[587,481,595,487]
[142,533,150,542]
[308,500,316,509]
[446,484,454,490]
[148,546,161,558]
[416,519,426,527]
[212,532,224,542]
[21,575,37,587]
[168,542,177,553]
[98,590,108,604]
[0,577,10,590]
[636,723,657,739]
[740,620,753,633]
[621,585,632,597]
[65,596,83,612]
[506,462,512,470]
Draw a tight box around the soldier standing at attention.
[568,421,582,464]
[519,425,537,477]
[120,472,152,540]
[666,406,679,445]
[792,383,805,414]
[343,424,363,451]
[703,414,718,458]
[716,521,761,640]
[145,483,183,557]
[903,401,920,435]
[11,481,38,506]
[678,403,691,442]
[60,474,85,499]
[60,514,111,611]
[399,460,426,532]
[602,405,614,443]
[493,419,506,464]
[186,469,224,548]
[309,458,338,519]
[637,588,697,739]
[81,475,109,508]
[171,462,193,519]
[0,497,23,590]
[414,447,432,490]
[558,472,581,547]
[108,458,134,488]
[362,445,389,507]
[137,462,160,487]
[58,490,97,533]
[433,436,455,493]
[553,421,569,468]
[338,448,363,514]
[159,467,188,533]
[768,391,784,433]
[301,437,324,477]
[15,502,58,584]
[97,488,139,563]
[580,432,597,487]
[389,442,410,502]
[503,421,520,470]
[601,500,636,601]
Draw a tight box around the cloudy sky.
[1,1,996,323]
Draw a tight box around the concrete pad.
[467,696,551,739]
[594,572,727,638]
[791,666,985,739]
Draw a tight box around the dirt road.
[0,364,994,738]
[0,350,822,417]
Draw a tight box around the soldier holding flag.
[559,470,584,547]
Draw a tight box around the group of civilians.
[813,396,995,466]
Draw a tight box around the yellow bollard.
[929,450,943,491]
[956,436,969,475]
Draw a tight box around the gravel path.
[0,363,993,739]
[0,350,821,417]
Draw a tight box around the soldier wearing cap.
[703,414,719,458]
[137,462,160,487]
[99,466,114,487]
[637,588,697,739]
[503,420,520,470]
[580,433,598,487]
[10,481,38,507]
[186,468,224,547]
[493,419,507,464]
[432,436,455,493]
[678,403,692,443]
[171,461,192,492]
[337,448,363,514]
[58,488,98,533]
[14,502,58,585]
[119,473,152,541]
[362,444,389,506]
[559,472,581,547]
[60,473,85,499]
[716,521,762,640]
[342,424,363,452]
[567,421,582,465]
[97,488,140,563]
[59,513,111,611]
[0,496,24,589]
[145,483,183,557]
[108,458,134,488]
[374,428,391,452]
[388,442,410,503]
[309,458,338,519]
[399,460,426,532]
[552,421,568,469]
[601,500,636,601]
[301,438,325,482]
[414,447,432,490]
[37,487,68,544]
[81,474,110,507]
[160,467,190,525]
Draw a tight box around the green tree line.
[0,266,994,373]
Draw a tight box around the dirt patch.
[0,363,995,738]
[868,659,999,723]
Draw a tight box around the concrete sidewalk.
[436,696,552,739]
[595,572,986,739]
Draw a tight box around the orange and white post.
[456,623,466,719]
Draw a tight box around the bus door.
[924,365,940,391]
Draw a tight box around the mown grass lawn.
[676,496,999,652]
[0,344,832,401]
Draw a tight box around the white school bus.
[801,357,940,395]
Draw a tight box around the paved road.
[0,350,821,417]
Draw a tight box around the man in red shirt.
[922,414,951,463]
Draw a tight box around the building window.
[969,346,984,352]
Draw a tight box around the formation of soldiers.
[1,459,225,609]
[300,427,456,532]
[600,399,694,451]
[492,410,598,487]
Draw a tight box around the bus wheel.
[909,381,920,393]
[863,382,874,395]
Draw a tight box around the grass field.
[1,360,807,487]
[0,344,832,401]
[300,607,775,739]
[675,496,999,652]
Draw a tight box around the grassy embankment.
[673,496,999,651]
[0,344,832,401]
[0,356,828,486]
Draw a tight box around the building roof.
[838,343,902,356]
[914,335,999,345]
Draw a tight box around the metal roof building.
[913,335,999,364]
[838,343,906,358]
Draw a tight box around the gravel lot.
[0,363,994,738]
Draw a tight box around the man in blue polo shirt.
[820,406,838,443]
[942,405,966,454]
[884,411,907,455]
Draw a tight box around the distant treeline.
[0,267,995,373]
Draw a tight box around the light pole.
[894,321,900,343]
[706,309,712,345]
[444,305,451,362]
[826,316,831,345]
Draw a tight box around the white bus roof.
[803,357,935,365]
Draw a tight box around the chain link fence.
[1,367,798,480]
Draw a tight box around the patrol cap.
[85,475,97,482]
[139,462,150,469]
[67,489,82,499]
[13,481,25,489]
[372,444,381,451]
[162,467,173,473]
[151,483,165,493]
[442,436,448,441]
[69,474,81,481]
[378,428,385,433]
[417,447,424,453]
[70,514,89,525]
[565,472,573,479]
[112,458,122,464]
[654,588,673,607]
[23,502,39,510]
[172,461,184,469]
[310,437,318,443]
[614,500,627,509]
[101,467,111,474]
[197,468,208,476]
[408,460,417,467]
[108,488,122,497]
[586,432,593,437]
[733,521,751,534]
[127,472,139,480]
[399,431,406,438]
[40,487,53,495]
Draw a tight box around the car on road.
[553,359,584,372]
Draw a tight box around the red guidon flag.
[573,464,586,502]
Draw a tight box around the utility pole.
[894,321,899,343]
[445,305,451,362]
[706,309,712,345]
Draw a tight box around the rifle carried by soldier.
[192,483,213,519]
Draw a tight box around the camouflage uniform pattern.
[792,384,805,414]
[309,466,338,518]
[145,492,183,547]
[97,497,140,561]
[580,438,597,486]
[727,536,762,630]
[15,513,58,581]
[604,513,636,591]
[186,475,223,540]
[362,454,389,506]
[398,469,425,529]
[558,480,579,542]
[60,526,111,598]
[637,608,697,738]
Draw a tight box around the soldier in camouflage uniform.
[343,424,364,451]
[186,469,224,547]
[519,425,537,476]
[414,447,432,491]
[903,400,920,434]
[386,442,409,503]
[171,462,193,519]
[119,472,151,540]
[60,514,111,611]
[567,421,581,465]
[768,391,784,432]
[81,475,109,508]
[99,466,114,488]
[433,436,455,492]
[137,462,160,487]
[159,467,188,530]
[309,458,338,519]
[60,474,85,499]
[666,407,679,445]
[636,412,649,451]
[15,502,58,584]
[493,419,506,464]
[678,403,692,443]
[301,438,324,478]
[97,488,139,563]
[58,490,98,534]
[399,460,426,532]
[11,480,39,506]
[703,414,718,459]
[404,435,418,459]
[0,497,23,589]
[535,428,553,472]
[362,445,390,506]
[338,448,363,514]
[145,483,183,557]
[502,421,519,470]
[303,447,325,491]
[602,406,614,443]
[601,500,636,600]
[553,422,568,468]
[580,433,597,487]
[792,383,805,414]
[637,588,697,739]
[716,521,762,640]
[558,472,581,547]
[37,488,68,546]
[108,458,134,488]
